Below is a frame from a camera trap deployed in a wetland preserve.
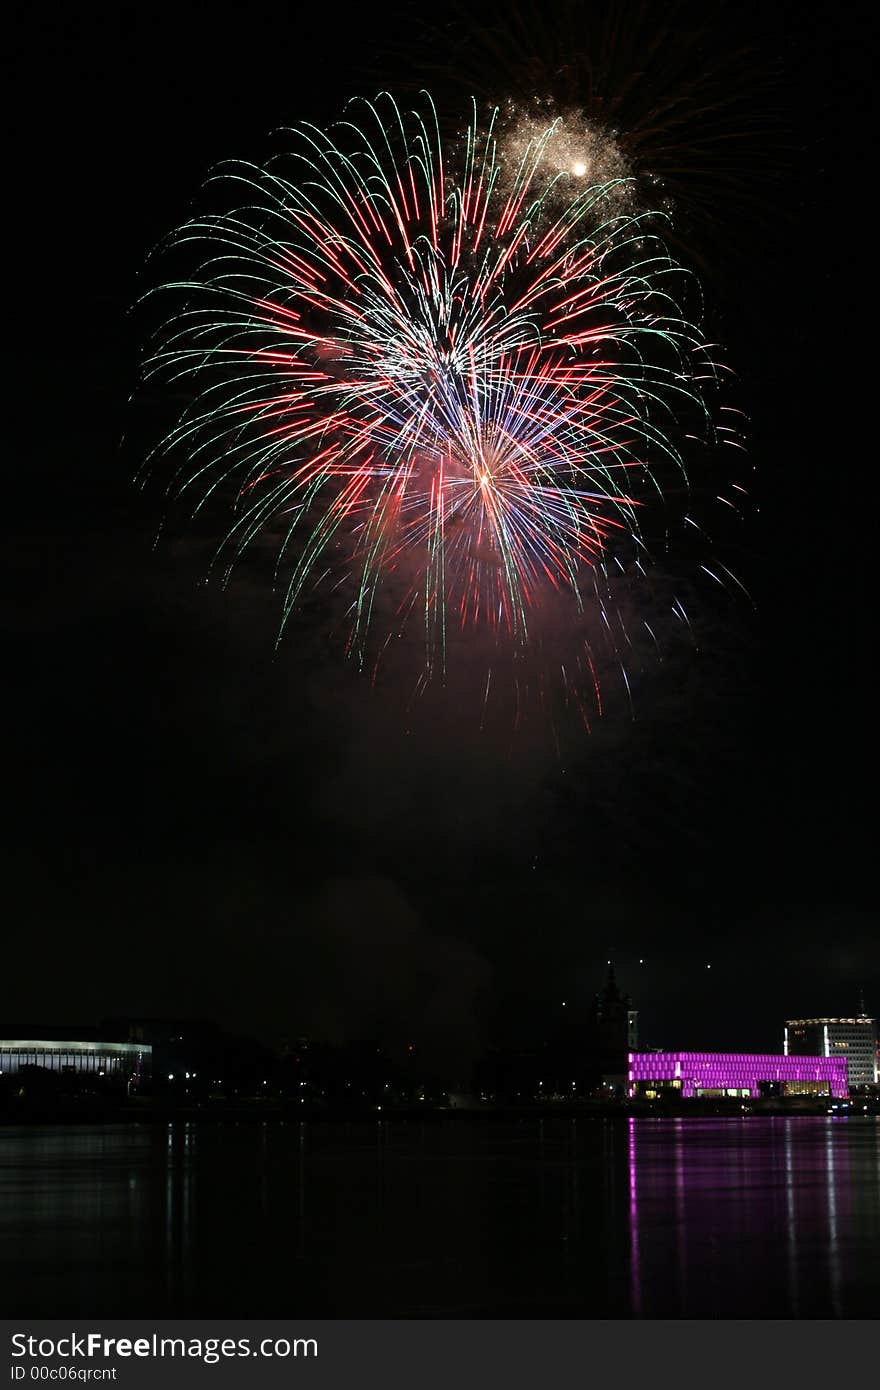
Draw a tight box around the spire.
[603,960,621,1001]
[857,986,868,1018]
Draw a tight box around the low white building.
[0,1038,151,1087]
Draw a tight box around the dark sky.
[5,1,875,1070]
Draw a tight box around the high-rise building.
[785,1003,878,1087]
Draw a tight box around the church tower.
[591,962,639,1088]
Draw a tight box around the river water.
[1,1116,877,1317]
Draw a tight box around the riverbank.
[2,1094,876,1123]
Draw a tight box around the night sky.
[6,1,874,1072]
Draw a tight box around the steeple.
[603,960,621,1002]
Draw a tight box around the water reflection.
[628,1118,641,1316]
[824,1121,852,1317]
[784,1119,798,1315]
[0,1117,877,1316]
[625,1116,875,1317]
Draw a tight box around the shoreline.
[2,1097,877,1125]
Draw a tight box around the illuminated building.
[0,1038,151,1088]
[627,1051,848,1099]
[785,1012,878,1087]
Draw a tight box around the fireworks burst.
[493,100,635,221]
[140,94,741,720]
[384,0,792,280]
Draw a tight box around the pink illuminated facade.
[627,1051,848,1099]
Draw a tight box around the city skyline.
[4,961,877,1095]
